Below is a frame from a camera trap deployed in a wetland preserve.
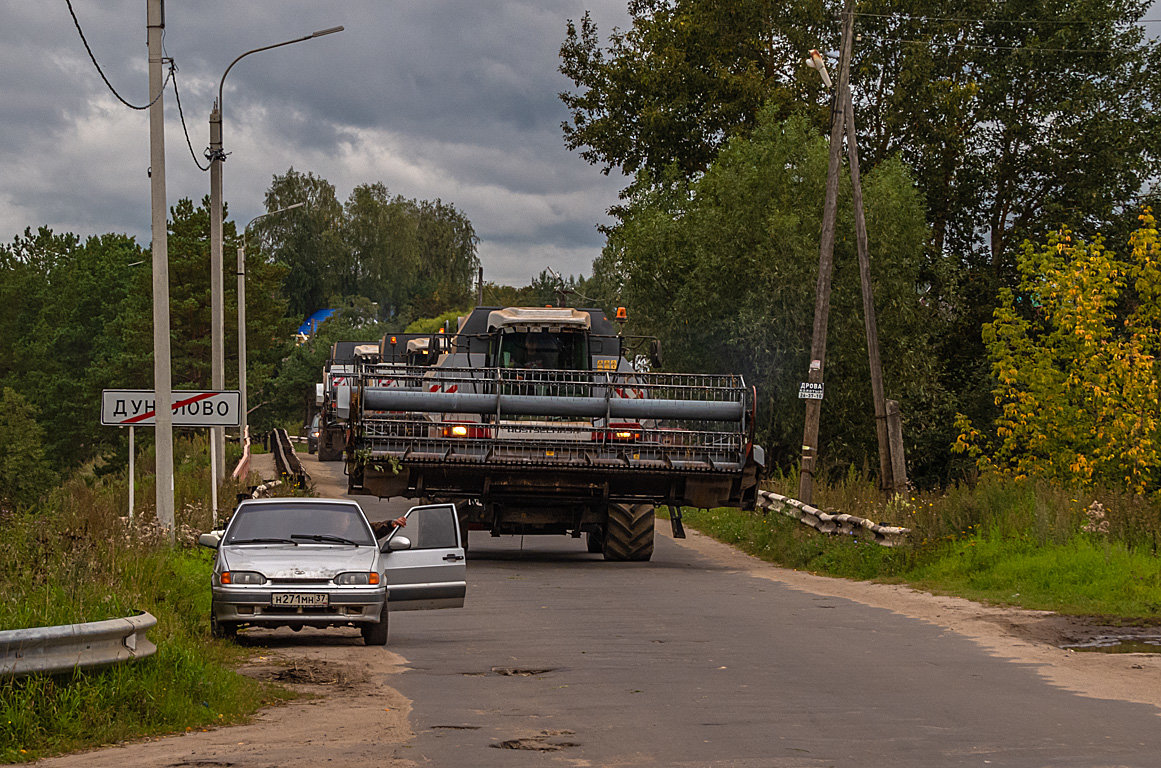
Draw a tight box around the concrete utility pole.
[798,0,855,504]
[209,103,225,479]
[147,0,175,534]
[209,25,343,475]
[236,244,246,435]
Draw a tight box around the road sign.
[101,390,241,427]
[798,382,824,400]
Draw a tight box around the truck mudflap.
[346,366,764,510]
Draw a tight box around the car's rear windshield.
[224,503,375,546]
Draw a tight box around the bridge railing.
[756,490,910,547]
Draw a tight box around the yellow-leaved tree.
[954,211,1161,494]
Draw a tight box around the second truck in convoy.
[340,306,764,561]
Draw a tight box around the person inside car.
[370,515,408,539]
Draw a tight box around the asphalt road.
[303,454,1161,767]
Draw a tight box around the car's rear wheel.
[362,604,389,646]
[210,608,237,639]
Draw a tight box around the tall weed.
[686,473,1161,619]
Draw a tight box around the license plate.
[271,593,329,607]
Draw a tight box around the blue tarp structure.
[296,309,337,337]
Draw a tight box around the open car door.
[381,503,467,611]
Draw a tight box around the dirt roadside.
[31,630,418,768]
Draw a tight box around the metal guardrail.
[757,490,910,547]
[0,611,158,677]
[231,424,252,481]
[270,428,310,489]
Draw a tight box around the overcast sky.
[0,1,630,287]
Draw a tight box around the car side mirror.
[198,532,222,549]
[385,535,412,552]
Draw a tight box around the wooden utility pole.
[798,0,855,504]
[798,0,903,499]
[843,83,893,491]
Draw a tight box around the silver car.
[199,498,466,646]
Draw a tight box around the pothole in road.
[490,667,557,676]
[1062,635,1161,654]
[431,725,482,730]
[491,730,578,751]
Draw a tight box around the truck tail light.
[440,422,490,439]
[594,422,642,442]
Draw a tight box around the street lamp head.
[312,26,345,37]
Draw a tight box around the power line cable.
[870,35,1129,54]
[170,61,210,172]
[853,11,1161,26]
[64,0,169,110]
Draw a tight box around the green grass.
[680,474,1161,621]
[0,437,291,763]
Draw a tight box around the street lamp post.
[208,24,344,476]
[237,202,306,437]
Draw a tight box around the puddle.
[1063,635,1161,653]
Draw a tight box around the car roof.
[235,497,364,510]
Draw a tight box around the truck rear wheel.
[603,504,654,562]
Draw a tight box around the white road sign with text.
[101,390,241,427]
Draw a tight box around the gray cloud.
[0,0,630,287]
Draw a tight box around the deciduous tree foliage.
[561,0,1161,485]
[257,168,346,321]
[256,169,479,326]
[561,0,1161,265]
[262,298,387,428]
[560,0,830,179]
[955,213,1161,494]
[593,110,949,478]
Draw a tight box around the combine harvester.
[344,306,764,561]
